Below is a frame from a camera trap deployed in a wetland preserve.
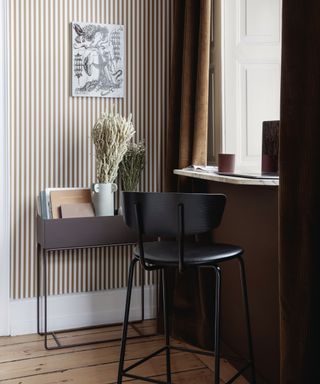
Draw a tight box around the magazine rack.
[36,214,155,350]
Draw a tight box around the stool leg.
[162,268,171,383]
[213,266,221,384]
[117,257,138,384]
[238,257,256,384]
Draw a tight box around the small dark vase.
[261,121,279,174]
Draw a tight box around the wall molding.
[0,0,10,336]
[10,286,156,336]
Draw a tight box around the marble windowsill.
[174,168,279,187]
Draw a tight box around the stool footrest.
[123,346,167,373]
[122,345,253,384]
[123,372,167,384]
[225,362,252,384]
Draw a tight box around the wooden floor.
[0,320,248,383]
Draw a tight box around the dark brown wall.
[205,181,279,384]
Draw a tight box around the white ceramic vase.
[91,183,117,216]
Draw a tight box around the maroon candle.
[218,153,235,173]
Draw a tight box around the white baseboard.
[9,285,156,336]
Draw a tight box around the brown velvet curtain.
[280,1,320,382]
[161,0,214,350]
[165,0,211,191]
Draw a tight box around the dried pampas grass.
[119,141,145,191]
[92,110,135,183]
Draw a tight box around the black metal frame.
[37,243,157,350]
[117,256,256,384]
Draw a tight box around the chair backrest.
[121,192,226,237]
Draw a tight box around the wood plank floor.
[0,321,248,383]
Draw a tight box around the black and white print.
[72,21,125,97]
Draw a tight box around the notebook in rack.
[49,188,91,219]
[60,203,95,218]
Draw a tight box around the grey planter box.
[37,215,137,251]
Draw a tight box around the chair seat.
[133,241,243,267]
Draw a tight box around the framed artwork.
[72,21,125,97]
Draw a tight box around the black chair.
[117,192,256,384]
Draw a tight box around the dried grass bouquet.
[119,141,145,191]
[92,110,135,183]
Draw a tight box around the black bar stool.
[117,192,256,384]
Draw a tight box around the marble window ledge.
[174,169,279,187]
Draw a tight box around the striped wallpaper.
[9,0,171,299]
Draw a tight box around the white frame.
[0,0,10,335]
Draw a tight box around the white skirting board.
[9,285,157,336]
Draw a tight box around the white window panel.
[241,63,281,160]
[222,0,282,170]
[241,0,281,43]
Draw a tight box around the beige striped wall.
[9,0,171,299]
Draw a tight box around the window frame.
[208,0,223,165]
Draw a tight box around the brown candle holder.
[218,153,235,173]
